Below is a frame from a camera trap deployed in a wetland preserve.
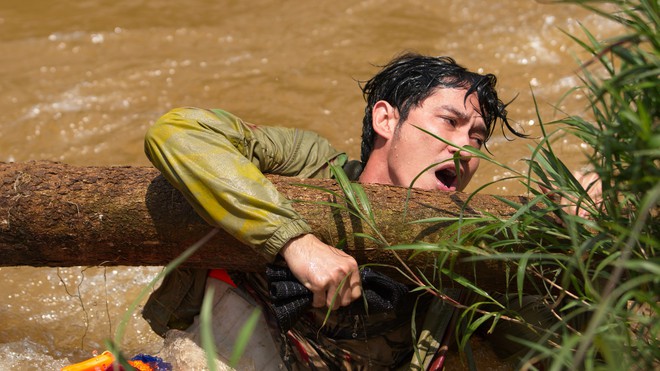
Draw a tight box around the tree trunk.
[0,161,530,291]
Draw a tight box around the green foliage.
[407,0,659,369]
[200,285,219,371]
[523,1,659,368]
[228,307,262,368]
[325,1,659,369]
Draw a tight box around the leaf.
[229,308,263,368]
[200,285,219,371]
[439,268,498,303]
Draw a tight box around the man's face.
[385,88,486,191]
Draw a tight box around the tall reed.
[392,0,659,369]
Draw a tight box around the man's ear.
[372,100,399,140]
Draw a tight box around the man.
[142,53,522,369]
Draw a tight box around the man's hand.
[541,170,603,218]
[279,234,361,310]
[569,171,602,218]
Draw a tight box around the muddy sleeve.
[144,107,346,261]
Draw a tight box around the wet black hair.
[359,52,522,164]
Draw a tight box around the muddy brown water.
[0,1,621,368]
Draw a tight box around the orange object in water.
[129,360,155,371]
[61,351,114,371]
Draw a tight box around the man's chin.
[429,178,457,192]
[436,183,457,192]
[407,177,461,191]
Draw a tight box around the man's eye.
[471,137,484,148]
[442,117,456,126]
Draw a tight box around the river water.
[0,1,620,369]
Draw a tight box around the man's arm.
[144,107,360,308]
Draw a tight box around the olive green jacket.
[144,107,352,259]
[142,107,357,335]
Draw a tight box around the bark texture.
[0,161,531,290]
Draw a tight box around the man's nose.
[447,136,473,158]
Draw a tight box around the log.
[0,161,529,291]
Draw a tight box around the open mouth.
[435,168,457,190]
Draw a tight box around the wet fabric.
[239,270,433,370]
[143,107,348,260]
[266,265,410,331]
[142,107,348,335]
[143,268,209,337]
[185,278,285,370]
